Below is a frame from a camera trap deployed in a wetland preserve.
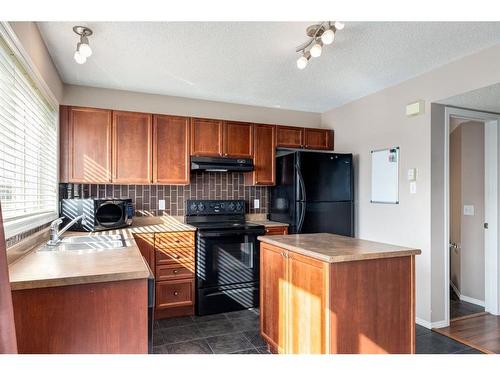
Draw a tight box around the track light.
[295,21,345,69]
[72,26,93,64]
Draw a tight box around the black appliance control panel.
[186,200,245,215]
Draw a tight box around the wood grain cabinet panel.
[153,115,190,184]
[304,128,334,150]
[190,118,223,156]
[156,279,194,309]
[276,125,304,148]
[264,226,288,236]
[133,233,155,271]
[112,111,152,183]
[245,124,276,186]
[64,106,112,183]
[223,121,253,158]
[260,243,288,353]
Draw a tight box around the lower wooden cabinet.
[156,279,195,309]
[263,226,288,236]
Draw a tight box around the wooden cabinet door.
[245,124,275,186]
[133,233,155,271]
[222,121,253,158]
[153,115,190,185]
[67,107,112,183]
[112,111,152,183]
[288,252,327,354]
[264,226,288,236]
[190,118,223,156]
[276,126,304,148]
[260,243,287,353]
[304,128,334,150]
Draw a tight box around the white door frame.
[444,107,500,327]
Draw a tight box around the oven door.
[196,229,265,289]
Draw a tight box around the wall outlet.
[254,199,260,209]
[410,181,417,194]
[159,199,165,210]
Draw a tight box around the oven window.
[197,234,259,288]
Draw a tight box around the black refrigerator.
[269,151,354,236]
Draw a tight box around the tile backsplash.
[59,172,269,217]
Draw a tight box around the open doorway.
[449,117,486,320]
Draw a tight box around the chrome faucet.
[47,215,85,246]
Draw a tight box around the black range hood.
[191,156,254,172]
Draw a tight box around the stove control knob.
[189,203,198,212]
[198,203,206,212]
[228,202,235,211]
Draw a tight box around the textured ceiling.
[440,83,500,114]
[38,22,500,113]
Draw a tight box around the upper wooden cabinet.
[304,128,334,150]
[276,125,304,148]
[60,106,112,183]
[276,125,334,150]
[245,124,275,186]
[190,118,223,157]
[153,115,190,185]
[223,121,253,158]
[112,111,152,184]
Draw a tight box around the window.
[0,33,58,238]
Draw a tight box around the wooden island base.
[259,234,419,354]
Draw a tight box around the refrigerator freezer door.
[299,152,353,202]
[300,202,354,236]
[269,152,298,226]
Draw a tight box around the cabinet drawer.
[155,232,195,249]
[156,264,194,281]
[156,247,194,265]
[264,226,288,236]
[156,279,194,309]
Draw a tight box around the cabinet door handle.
[173,291,179,296]
[173,269,179,274]
[173,254,180,259]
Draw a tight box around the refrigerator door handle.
[296,161,307,202]
[297,202,306,233]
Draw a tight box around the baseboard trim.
[460,294,485,307]
[416,317,448,329]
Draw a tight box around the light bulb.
[74,50,86,64]
[310,42,322,58]
[334,21,344,30]
[321,28,335,45]
[78,42,92,58]
[296,55,309,70]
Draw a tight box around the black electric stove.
[186,199,265,315]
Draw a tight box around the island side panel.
[12,278,148,354]
[329,255,415,354]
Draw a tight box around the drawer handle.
[173,291,179,296]
[173,269,179,274]
[175,239,180,243]
[173,254,180,259]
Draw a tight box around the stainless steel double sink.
[38,234,127,252]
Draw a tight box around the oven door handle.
[198,229,266,238]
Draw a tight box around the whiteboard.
[371,147,399,204]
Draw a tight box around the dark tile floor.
[450,299,485,320]
[152,308,483,354]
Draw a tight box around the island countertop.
[257,233,421,263]
[8,216,196,291]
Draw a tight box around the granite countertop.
[258,233,421,263]
[8,216,196,291]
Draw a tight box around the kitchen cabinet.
[263,225,288,236]
[133,233,155,271]
[60,106,112,183]
[304,128,334,150]
[190,118,223,157]
[154,231,195,318]
[260,243,328,354]
[223,121,253,158]
[153,115,190,185]
[276,125,304,148]
[245,124,275,186]
[112,111,152,184]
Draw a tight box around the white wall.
[8,22,63,103]
[63,84,322,127]
[322,43,500,326]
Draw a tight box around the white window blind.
[0,34,58,237]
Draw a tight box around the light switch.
[159,199,165,210]
[464,205,475,216]
[254,199,260,209]
[407,168,417,181]
[410,181,417,194]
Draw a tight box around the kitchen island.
[258,233,421,354]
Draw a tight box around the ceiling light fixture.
[72,26,93,64]
[295,21,344,69]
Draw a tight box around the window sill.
[3,212,58,239]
